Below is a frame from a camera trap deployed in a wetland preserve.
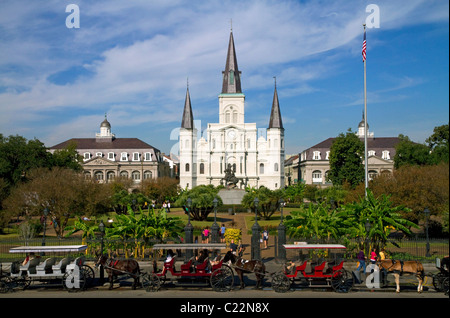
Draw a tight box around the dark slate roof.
[221,31,242,94]
[181,87,194,129]
[50,138,160,152]
[268,85,283,129]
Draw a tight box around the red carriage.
[143,243,234,292]
[271,244,354,293]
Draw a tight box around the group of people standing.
[356,247,387,273]
[199,224,227,243]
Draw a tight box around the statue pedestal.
[218,189,246,205]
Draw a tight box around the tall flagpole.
[363,24,368,198]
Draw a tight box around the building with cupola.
[179,30,285,190]
[298,114,401,186]
[49,115,171,184]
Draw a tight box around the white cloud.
[0,0,448,149]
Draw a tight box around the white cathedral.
[179,31,285,190]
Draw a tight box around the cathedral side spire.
[181,85,194,129]
[268,78,283,129]
[222,31,242,94]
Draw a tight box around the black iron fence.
[0,236,181,263]
[273,236,449,263]
[1,235,448,263]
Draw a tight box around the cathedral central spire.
[222,31,242,94]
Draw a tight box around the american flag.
[362,29,366,62]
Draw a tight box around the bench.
[180,260,192,274]
[164,257,176,272]
[36,258,56,275]
[52,258,71,275]
[312,261,326,275]
[19,258,41,275]
[196,260,209,274]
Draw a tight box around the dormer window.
[120,152,128,161]
[96,152,102,158]
[132,152,140,161]
[382,150,390,160]
[144,152,152,161]
[368,150,376,157]
[313,151,321,160]
[108,152,115,161]
[83,152,91,161]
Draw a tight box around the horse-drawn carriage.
[145,243,234,292]
[271,244,354,293]
[1,245,94,292]
[432,256,449,295]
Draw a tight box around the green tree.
[394,134,432,168]
[0,135,51,187]
[3,167,108,237]
[284,202,343,241]
[341,190,418,252]
[284,183,305,203]
[328,129,365,188]
[51,141,83,171]
[242,186,284,220]
[426,124,449,164]
[175,185,223,221]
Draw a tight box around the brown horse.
[223,251,266,289]
[95,255,141,290]
[378,259,425,293]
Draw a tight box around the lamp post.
[211,198,219,243]
[184,198,194,261]
[277,198,286,262]
[41,208,49,256]
[251,197,261,260]
[424,208,430,257]
[98,220,105,283]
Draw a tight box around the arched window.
[185,163,190,172]
[144,171,153,179]
[94,171,104,181]
[259,163,264,174]
[312,170,322,183]
[107,171,115,181]
[229,70,234,85]
[274,163,279,172]
[120,171,128,178]
[225,111,230,123]
[199,163,205,174]
[132,171,140,181]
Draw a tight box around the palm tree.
[285,202,344,241]
[341,189,418,252]
[65,217,97,255]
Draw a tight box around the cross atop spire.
[221,30,242,94]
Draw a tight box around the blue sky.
[0,0,448,156]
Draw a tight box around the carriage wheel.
[272,272,291,293]
[210,265,234,292]
[62,269,87,292]
[142,273,161,292]
[331,269,354,293]
[442,277,449,296]
[433,272,446,292]
[0,277,11,293]
[80,265,95,288]
[16,276,31,290]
